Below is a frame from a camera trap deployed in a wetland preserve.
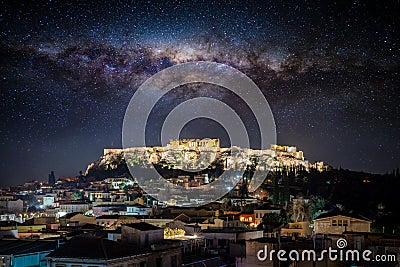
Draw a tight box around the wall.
[314,216,371,235]
[121,226,164,247]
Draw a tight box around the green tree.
[311,196,329,220]
[71,191,84,200]
[258,213,285,232]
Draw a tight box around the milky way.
[0,0,399,186]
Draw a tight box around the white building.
[126,204,151,216]
[43,195,55,207]
[57,202,89,216]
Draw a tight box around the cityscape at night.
[0,0,399,266]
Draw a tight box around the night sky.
[0,0,399,187]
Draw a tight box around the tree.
[311,196,329,220]
[289,198,311,222]
[71,191,84,200]
[272,173,280,205]
[258,213,285,232]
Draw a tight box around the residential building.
[96,215,139,229]
[46,237,150,267]
[121,222,164,247]
[201,228,263,253]
[57,202,89,215]
[0,239,57,267]
[239,213,256,228]
[87,191,111,201]
[198,216,247,230]
[17,222,47,239]
[126,204,151,216]
[47,237,182,267]
[313,212,371,235]
[281,221,312,238]
[59,212,95,228]
[235,237,279,267]
[254,204,281,226]
[92,204,127,216]
[0,199,23,213]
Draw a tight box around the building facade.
[314,212,371,235]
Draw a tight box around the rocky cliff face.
[84,151,131,180]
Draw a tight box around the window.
[71,265,82,267]
[332,219,349,226]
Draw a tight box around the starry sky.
[0,0,399,186]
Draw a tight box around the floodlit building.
[167,138,220,148]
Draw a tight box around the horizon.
[4,139,397,188]
[3,140,397,188]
